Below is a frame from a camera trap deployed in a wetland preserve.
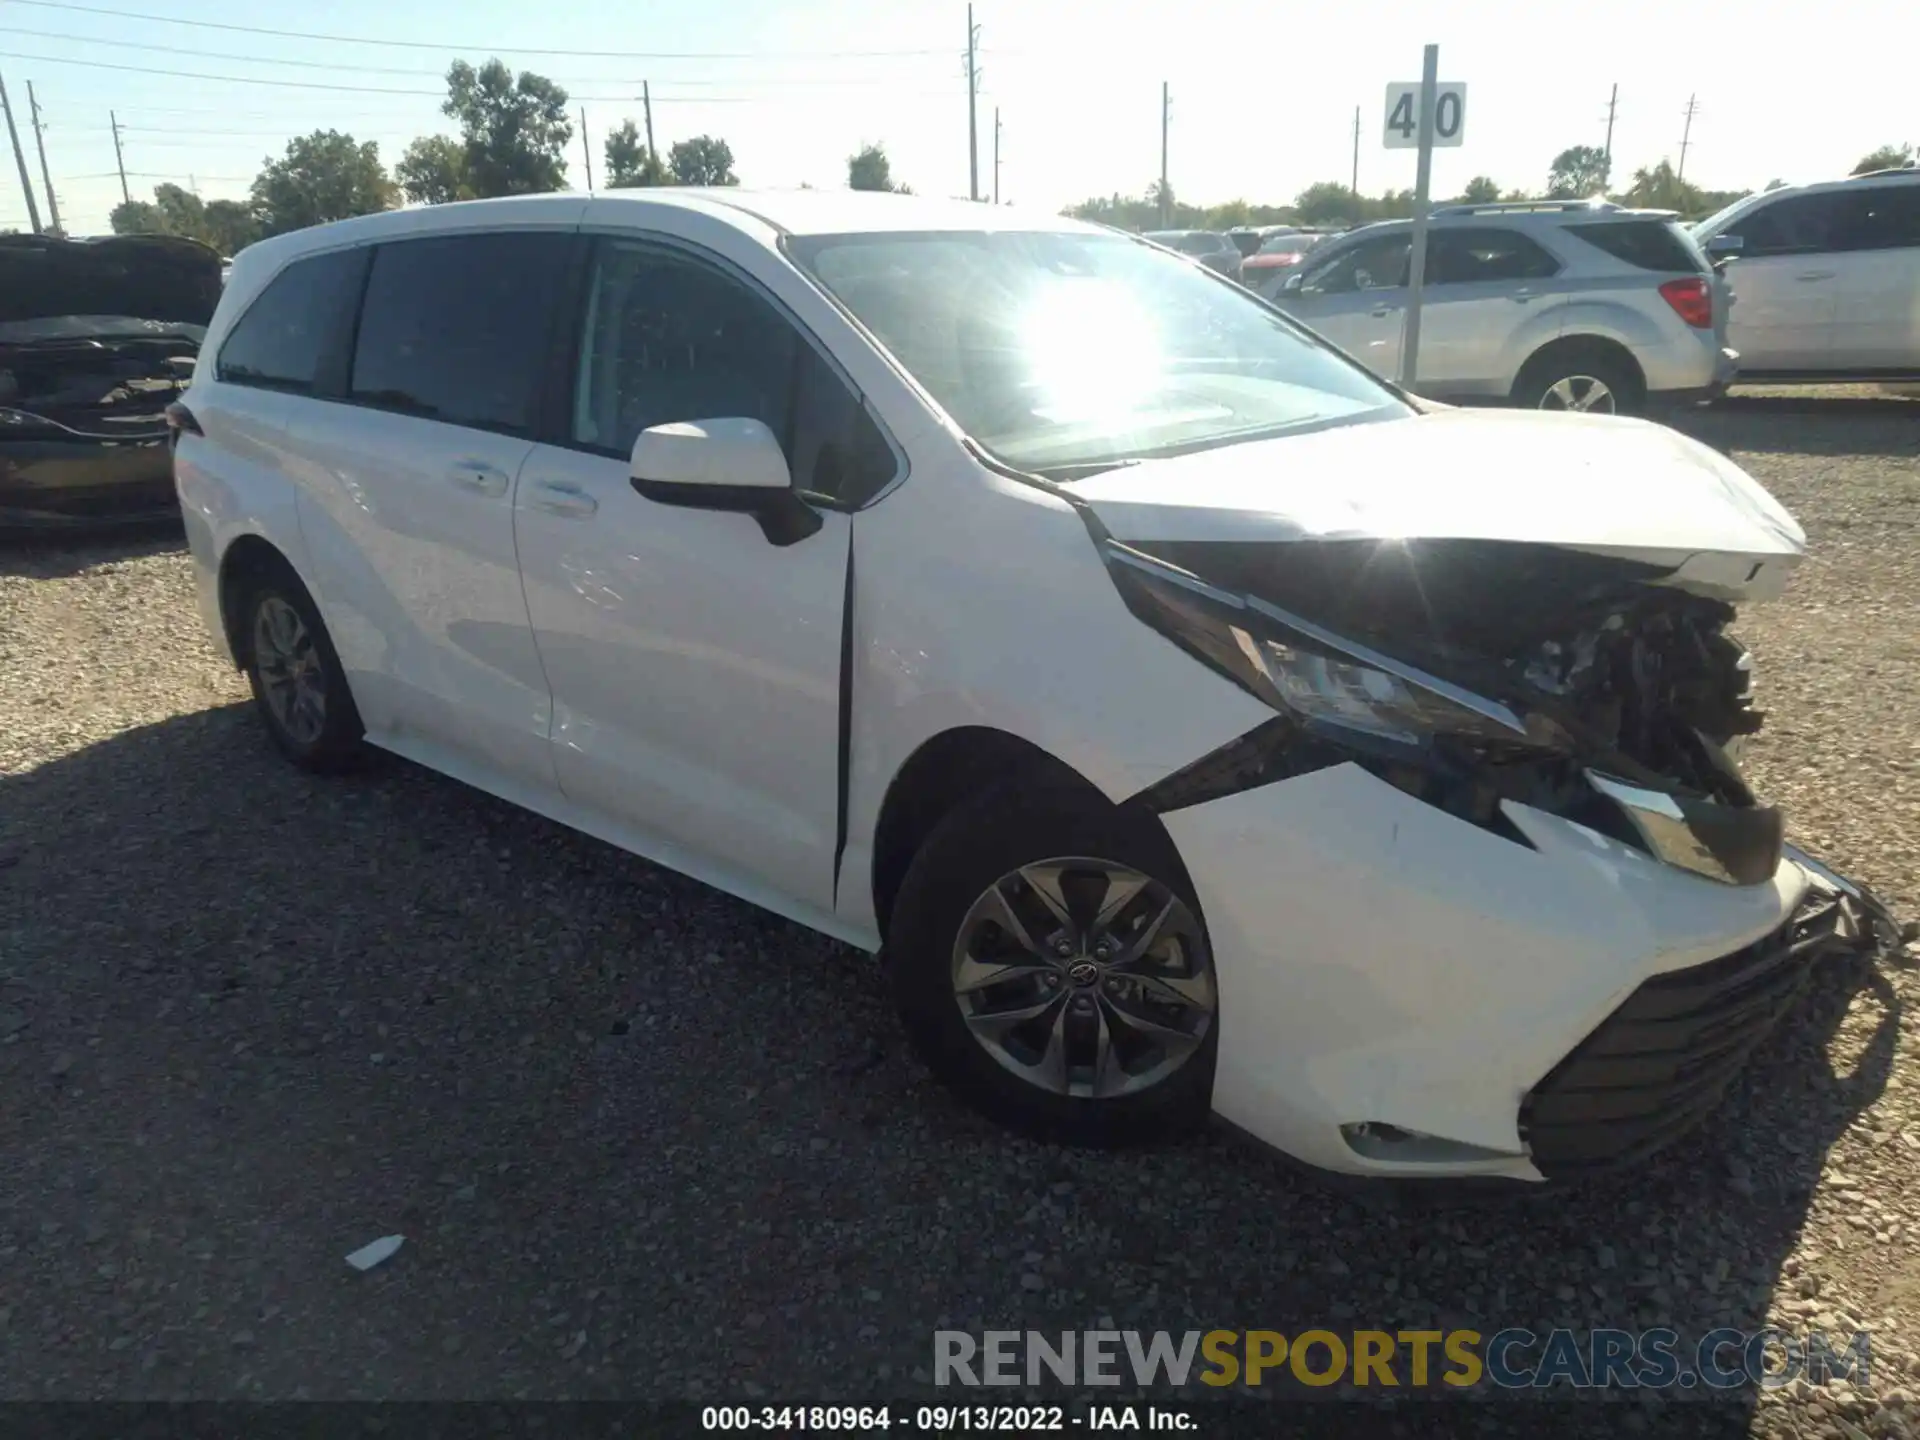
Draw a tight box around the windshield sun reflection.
[1020,281,1164,426]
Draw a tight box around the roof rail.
[1847,166,1920,180]
[1429,198,1619,216]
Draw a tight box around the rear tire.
[887,781,1218,1147]
[1512,345,1642,416]
[236,566,364,773]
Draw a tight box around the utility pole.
[27,82,57,235]
[1678,93,1699,183]
[580,107,593,192]
[1602,83,1618,179]
[642,82,656,161]
[110,108,129,203]
[0,73,42,234]
[1351,105,1360,194]
[993,106,1001,204]
[965,5,980,201]
[1159,81,1170,227]
[1399,43,1439,390]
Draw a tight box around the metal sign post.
[1400,45,1439,390]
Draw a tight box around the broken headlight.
[1110,547,1542,749]
[1230,630,1528,745]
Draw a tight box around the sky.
[1,0,1913,237]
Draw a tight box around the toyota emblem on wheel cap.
[1067,960,1101,987]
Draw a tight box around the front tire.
[237,567,364,773]
[888,782,1218,1146]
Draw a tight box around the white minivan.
[1694,169,1920,383]
[170,190,1902,1185]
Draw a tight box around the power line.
[5,0,960,58]
[0,51,799,100]
[0,25,970,88]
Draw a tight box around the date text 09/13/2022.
[701,1405,1190,1431]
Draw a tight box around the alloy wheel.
[950,858,1215,1100]
[252,595,327,745]
[1539,375,1617,413]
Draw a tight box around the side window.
[1427,228,1561,284]
[216,248,362,393]
[1304,235,1411,294]
[349,231,571,434]
[1734,193,1859,258]
[1842,187,1920,251]
[570,239,896,506]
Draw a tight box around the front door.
[1718,191,1851,371]
[514,235,899,919]
[1284,232,1411,382]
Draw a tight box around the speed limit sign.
[1384,81,1466,148]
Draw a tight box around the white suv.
[169,190,1900,1184]
[1693,169,1920,383]
[1273,202,1737,415]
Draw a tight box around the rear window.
[348,231,571,435]
[216,248,362,393]
[1565,220,1705,273]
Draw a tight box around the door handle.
[447,459,510,498]
[527,480,597,518]
[1511,289,1535,303]
[1370,304,1401,317]
[1795,270,1835,282]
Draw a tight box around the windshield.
[1691,192,1762,238]
[785,229,1407,476]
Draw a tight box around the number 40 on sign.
[1384,81,1466,148]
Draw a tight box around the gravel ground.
[1,390,1917,1433]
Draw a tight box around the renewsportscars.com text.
[934,1328,1872,1391]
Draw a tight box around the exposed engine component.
[1510,595,1762,801]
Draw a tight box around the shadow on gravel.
[0,703,1897,1421]
[1675,393,1920,460]
[0,518,187,580]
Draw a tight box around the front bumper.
[1163,763,1905,1182]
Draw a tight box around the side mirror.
[1283,272,1307,293]
[629,417,823,547]
[1704,233,1744,258]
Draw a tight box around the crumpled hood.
[1066,409,1806,601]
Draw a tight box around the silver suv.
[1270,201,1737,415]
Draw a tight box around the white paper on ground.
[345,1234,405,1271]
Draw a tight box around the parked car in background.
[171,190,1901,1183]
[1143,229,1243,282]
[1225,224,1307,258]
[1240,229,1340,299]
[1692,168,1920,385]
[0,232,221,527]
[1271,201,1736,414]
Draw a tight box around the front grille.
[1520,894,1846,1178]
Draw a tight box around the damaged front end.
[0,233,222,528]
[1110,534,1909,963]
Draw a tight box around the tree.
[203,199,261,256]
[1457,175,1501,204]
[847,143,899,192]
[109,199,164,235]
[250,130,394,237]
[439,58,572,198]
[605,119,669,187]
[1293,181,1362,225]
[1546,144,1610,198]
[153,183,208,240]
[1852,143,1914,174]
[396,135,473,205]
[670,135,738,186]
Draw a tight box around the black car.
[0,232,222,528]
[1142,230,1244,283]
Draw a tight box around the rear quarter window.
[216,248,364,393]
[1565,221,1705,273]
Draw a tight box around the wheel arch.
[869,725,1193,941]
[1513,332,1648,407]
[216,532,302,669]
